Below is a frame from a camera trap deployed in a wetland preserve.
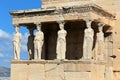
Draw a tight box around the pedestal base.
[11,60,107,80]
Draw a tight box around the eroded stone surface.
[13,25,22,60]
[57,21,67,60]
[83,19,94,60]
[10,0,120,80]
[34,23,44,60]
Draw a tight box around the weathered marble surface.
[13,25,22,60]
[11,60,106,80]
[95,23,105,61]
[34,23,44,59]
[57,22,67,59]
[10,0,120,80]
[83,19,94,60]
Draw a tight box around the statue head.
[59,23,64,30]
[36,23,41,31]
[57,19,65,30]
[98,23,105,32]
[85,19,92,28]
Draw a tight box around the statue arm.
[19,34,22,41]
[58,37,66,42]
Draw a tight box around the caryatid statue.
[56,21,67,60]
[34,23,44,60]
[27,28,34,60]
[83,19,94,60]
[13,25,22,60]
[95,23,105,60]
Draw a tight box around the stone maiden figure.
[56,22,67,60]
[83,19,94,60]
[95,23,105,60]
[13,25,22,60]
[34,23,44,60]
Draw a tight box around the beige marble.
[83,19,94,60]
[91,64,105,80]
[34,23,44,60]
[10,0,120,80]
[105,67,114,80]
[57,21,67,59]
[11,60,107,80]
[13,25,22,60]
[95,23,105,61]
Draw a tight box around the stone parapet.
[11,60,106,80]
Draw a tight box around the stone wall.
[11,60,106,80]
[92,0,120,79]
[41,0,120,79]
[10,0,120,80]
[42,0,120,79]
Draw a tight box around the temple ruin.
[10,0,120,80]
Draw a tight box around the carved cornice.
[10,4,115,20]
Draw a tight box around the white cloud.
[0,29,29,60]
[4,59,10,63]
[0,53,4,58]
[21,44,28,53]
[0,29,13,52]
[21,32,29,53]
[21,32,29,43]
[0,29,12,39]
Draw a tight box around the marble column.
[83,19,94,60]
[56,21,67,60]
[13,24,22,60]
[34,23,44,60]
[27,27,35,60]
[95,23,105,60]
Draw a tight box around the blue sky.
[0,0,42,68]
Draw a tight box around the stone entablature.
[10,4,115,26]
[10,1,116,80]
[10,4,115,19]
[10,3,115,61]
[42,0,91,8]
